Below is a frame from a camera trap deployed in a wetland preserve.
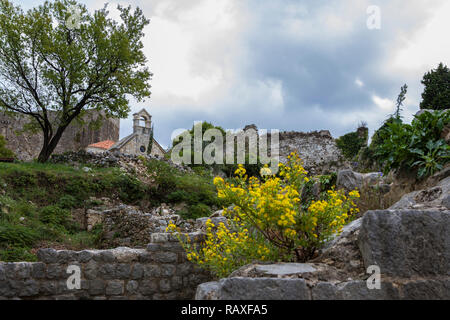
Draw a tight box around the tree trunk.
[37,128,66,163]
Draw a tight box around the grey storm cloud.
[16,0,450,147]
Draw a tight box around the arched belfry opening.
[133,109,152,135]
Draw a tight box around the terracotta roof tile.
[87,140,116,150]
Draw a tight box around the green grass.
[145,159,228,220]
[0,159,224,261]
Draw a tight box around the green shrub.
[39,205,71,226]
[57,195,78,209]
[0,223,39,247]
[0,246,37,262]
[373,110,450,177]
[336,128,368,160]
[146,158,224,209]
[114,174,146,203]
[411,140,449,178]
[183,203,211,220]
[0,135,14,158]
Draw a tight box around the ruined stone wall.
[0,233,211,300]
[0,111,119,161]
[263,130,347,175]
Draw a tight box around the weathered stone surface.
[0,265,5,281]
[46,264,62,279]
[255,263,316,276]
[78,251,94,263]
[312,218,364,276]
[159,279,171,292]
[312,280,400,300]
[264,130,346,175]
[139,280,158,295]
[358,209,450,277]
[196,278,311,300]
[161,265,176,277]
[83,261,99,280]
[0,110,119,161]
[31,263,46,279]
[15,263,32,279]
[0,236,209,300]
[401,279,450,300]
[18,279,39,297]
[37,249,58,264]
[105,280,124,296]
[336,170,383,192]
[40,281,58,296]
[88,280,106,296]
[130,264,144,279]
[153,252,177,264]
[99,264,116,279]
[126,280,139,295]
[390,176,450,210]
[195,282,221,300]
[116,264,131,279]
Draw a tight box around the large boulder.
[389,176,450,210]
[336,170,383,192]
[358,209,450,277]
[195,277,450,300]
[312,218,365,276]
[196,278,311,300]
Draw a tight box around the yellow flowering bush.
[168,152,360,277]
[166,218,281,278]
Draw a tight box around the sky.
[17,0,450,148]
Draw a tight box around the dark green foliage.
[146,158,225,217]
[336,128,368,160]
[113,174,146,203]
[39,205,71,226]
[420,63,450,110]
[372,110,450,178]
[180,203,212,220]
[0,134,14,158]
[172,121,264,178]
[172,121,226,168]
[0,246,37,262]
[319,172,337,191]
[0,224,39,247]
[411,140,449,178]
[300,173,337,211]
[57,195,78,209]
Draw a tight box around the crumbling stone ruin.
[0,110,119,161]
[259,128,347,175]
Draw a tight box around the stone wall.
[275,130,347,175]
[0,111,119,161]
[0,233,211,300]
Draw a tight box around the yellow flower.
[213,176,224,185]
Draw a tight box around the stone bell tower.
[133,109,152,135]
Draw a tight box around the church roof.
[109,133,137,151]
[87,140,117,150]
[133,108,151,118]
